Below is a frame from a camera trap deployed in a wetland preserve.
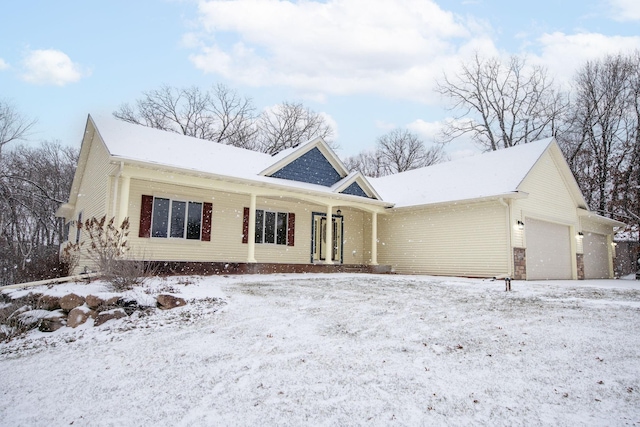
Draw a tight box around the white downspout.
[499,198,513,277]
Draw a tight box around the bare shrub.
[81,216,155,291]
[0,302,45,342]
[60,242,81,276]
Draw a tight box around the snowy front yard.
[1,274,640,426]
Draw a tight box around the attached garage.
[525,218,573,280]
[583,232,610,279]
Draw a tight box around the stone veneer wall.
[576,253,585,280]
[513,248,526,280]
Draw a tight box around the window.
[242,207,294,246]
[144,196,206,240]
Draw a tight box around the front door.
[312,213,343,263]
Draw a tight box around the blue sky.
[1,0,639,159]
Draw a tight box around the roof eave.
[385,191,528,212]
[577,208,626,228]
[112,157,394,208]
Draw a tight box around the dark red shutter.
[139,195,153,238]
[201,202,212,242]
[242,207,249,244]
[287,212,295,246]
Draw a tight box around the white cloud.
[21,49,89,86]
[529,32,640,86]
[0,58,8,70]
[608,0,640,21]
[189,0,497,102]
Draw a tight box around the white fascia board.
[385,191,529,212]
[577,208,626,228]
[331,171,382,200]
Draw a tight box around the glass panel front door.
[312,213,343,263]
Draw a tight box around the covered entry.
[311,212,343,263]
[526,218,573,280]
[583,232,610,279]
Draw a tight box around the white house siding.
[74,135,115,223]
[341,208,365,264]
[363,212,373,264]
[126,179,334,264]
[512,148,580,279]
[252,198,314,264]
[378,201,508,277]
[126,178,246,262]
[512,149,579,243]
[73,136,117,271]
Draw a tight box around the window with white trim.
[255,209,288,245]
[151,197,203,239]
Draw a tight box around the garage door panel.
[583,232,609,279]
[526,219,572,280]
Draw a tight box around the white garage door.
[526,218,572,280]
[583,232,610,279]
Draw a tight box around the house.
[57,114,623,280]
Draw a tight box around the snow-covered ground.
[1,274,640,426]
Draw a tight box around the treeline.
[0,139,78,285]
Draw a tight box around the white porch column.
[370,211,378,265]
[247,193,257,263]
[118,175,130,226]
[325,205,334,264]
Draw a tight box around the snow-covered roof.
[91,114,274,179]
[370,138,554,208]
[89,115,388,206]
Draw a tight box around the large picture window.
[150,197,203,240]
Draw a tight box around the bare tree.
[343,150,387,178]
[0,99,37,157]
[560,53,637,219]
[377,129,445,174]
[436,54,568,151]
[344,128,446,177]
[256,101,335,154]
[114,84,257,148]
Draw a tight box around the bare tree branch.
[435,54,568,151]
[0,99,37,156]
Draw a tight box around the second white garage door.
[526,218,573,280]
[583,232,610,279]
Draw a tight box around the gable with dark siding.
[341,181,370,198]
[270,147,343,187]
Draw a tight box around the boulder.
[38,310,67,332]
[85,294,105,309]
[94,308,127,327]
[36,294,61,311]
[156,294,187,310]
[67,306,97,328]
[59,293,85,311]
